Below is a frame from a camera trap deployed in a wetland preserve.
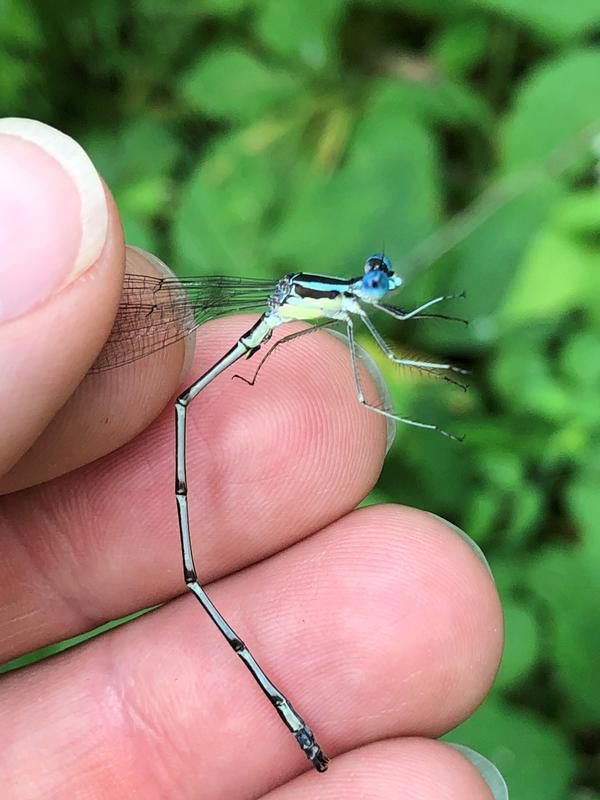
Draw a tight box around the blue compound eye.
[361,268,390,297]
[364,252,392,274]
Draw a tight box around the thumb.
[0,118,125,476]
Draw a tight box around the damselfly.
[92,252,467,771]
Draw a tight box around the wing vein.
[91,273,275,372]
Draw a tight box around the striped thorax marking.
[272,272,355,321]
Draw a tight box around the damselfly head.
[357,252,403,301]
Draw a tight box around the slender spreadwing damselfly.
[88,124,600,770]
[91,252,467,771]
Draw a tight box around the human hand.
[0,119,505,799]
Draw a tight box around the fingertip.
[0,118,108,321]
[448,744,508,800]
[0,244,189,491]
[0,172,125,480]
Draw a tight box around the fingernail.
[427,512,494,580]
[448,744,508,799]
[126,246,196,380]
[326,329,396,453]
[0,117,108,321]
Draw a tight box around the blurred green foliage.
[2,1,600,797]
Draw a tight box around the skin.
[0,150,503,799]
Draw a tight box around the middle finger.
[0,317,387,659]
[2,505,502,799]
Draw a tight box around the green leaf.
[528,543,600,727]
[553,187,600,234]
[179,45,300,122]
[0,607,154,675]
[494,599,540,691]
[463,488,502,546]
[84,119,180,192]
[431,17,490,77]
[567,447,600,540]
[488,553,534,597]
[200,0,252,14]
[422,50,600,354]
[0,51,40,113]
[173,129,280,275]
[501,49,600,168]
[84,120,181,244]
[498,215,600,328]
[465,0,600,41]
[479,450,523,491]
[119,210,158,254]
[421,177,564,353]
[359,0,472,18]
[269,96,441,275]
[465,449,543,549]
[560,331,600,390]
[370,76,493,130]
[0,0,43,47]
[254,0,345,71]
[491,328,571,421]
[381,401,475,510]
[414,51,600,352]
[503,484,544,547]
[0,1,44,113]
[446,698,576,800]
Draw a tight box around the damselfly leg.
[345,316,465,442]
[359,312,469,392]
[232,320,337,387]
[375,291,466,321]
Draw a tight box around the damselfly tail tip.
[311,748,329,772]
[295,728,329,771]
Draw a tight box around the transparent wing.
[91,274,276,372]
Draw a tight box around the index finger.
[0,246,193,493]
[0,118,124,477]
[0,311,388,659]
